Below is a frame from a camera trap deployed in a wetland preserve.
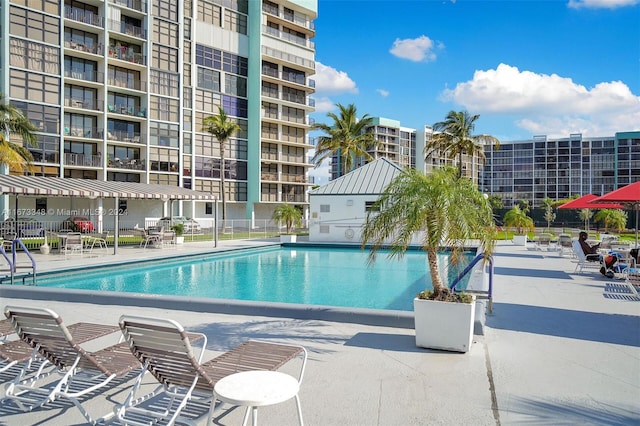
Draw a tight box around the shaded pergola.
[0,175,217,253]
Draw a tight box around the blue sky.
[308,0,640,182]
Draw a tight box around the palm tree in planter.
[361,167,495,352]
[272,203,303,242]
[202,106,241,231]
[503,205,535,245]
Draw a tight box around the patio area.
[0,241,638,425]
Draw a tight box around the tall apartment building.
[330,117,419,181]
[0,0,316,222]
[480,131,640,208]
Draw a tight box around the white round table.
[214,370,303,426]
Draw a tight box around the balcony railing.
[64,98,104,112]
[263,25,314,49]
[64,153,102,167]
[108,76,145,91]
[64,40,103,55]
[106,130,144,144]
[65,69,104,83]
[261,3,315,31]
[261,67,313,87]
[108,158,145,170]
[107,19,145,38]
[108,45,145,65]
[64,7,103,27]
[107,104,147,118]
[110,0,146,13]
[262,46,315,70]
[64,127,102,139]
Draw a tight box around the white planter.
[512,235,528,246]
[413,296,476,353]
[39,245,50,255]
[175,236,184,245]
[280,235,297,243]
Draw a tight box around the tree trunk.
[427,247,445,299]
[220,142,226,230]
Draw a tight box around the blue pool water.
[36,247,472,311]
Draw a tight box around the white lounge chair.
[2,306,139,424]
[572,240,600,274]
[116,315,307,426]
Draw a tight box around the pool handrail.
[11,239,37,285]
[0,245,12,282]
[449,253,494,313]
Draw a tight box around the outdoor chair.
[572,240,600,274]
[2,306,140,424]
[557,235,574,257]
[116,315,307,426]
[62,232,83,256]
[89,232,108,252]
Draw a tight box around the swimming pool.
[35,246,472,312]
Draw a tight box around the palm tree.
[272,203,303,234]
[202,106,241,229]
[361,167,495,301]
[593,209,627,233]
[0,95,38,173]
[579,208,594,230]
[426,110,499,179]
[503,205,535,234]
[311,103,377,177]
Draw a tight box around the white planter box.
[512,235,528,246]
[280,235,297,243]
[413,296,476,353]
[175,236,184,245]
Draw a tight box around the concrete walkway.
[0,241,638,425]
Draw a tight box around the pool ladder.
[0,239,37,285]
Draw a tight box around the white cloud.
[377,89,390,97]
[568,0,639,8]
[313,96,336,113]
[389,35,442,62]
[313,62,358,95]
[441,63,640,137]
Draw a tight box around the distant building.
[480,131,640,208]
[0,0,317,225]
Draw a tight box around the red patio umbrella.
[591,182,640,247]
[558,194,624,210]
[558,194,624,231]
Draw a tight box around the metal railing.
[449,253,494,312]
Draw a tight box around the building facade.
[330,117,420,181]
[480,131,640,208]
[0,0,316,223]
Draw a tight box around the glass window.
[197,67,220,91]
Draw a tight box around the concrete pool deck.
[0,240,638,425]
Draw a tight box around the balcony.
[108,45,145,65]
[64,98,103,112]
[107,104,146,118]
[107,19,145,38]
[262,46,315,70]
[64,127,102,139]
[65,69,104,84]
[108,76,145,91]
[261,173,278,181]
[64,7,103,27]
[282,174,307,183]
[107,130,144,144]
[65,153,102,167]
[263,25,314,49]
[107,158,145,170]
[110,0,146,13]
[261,4,315,31]
[64,40,103,55]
